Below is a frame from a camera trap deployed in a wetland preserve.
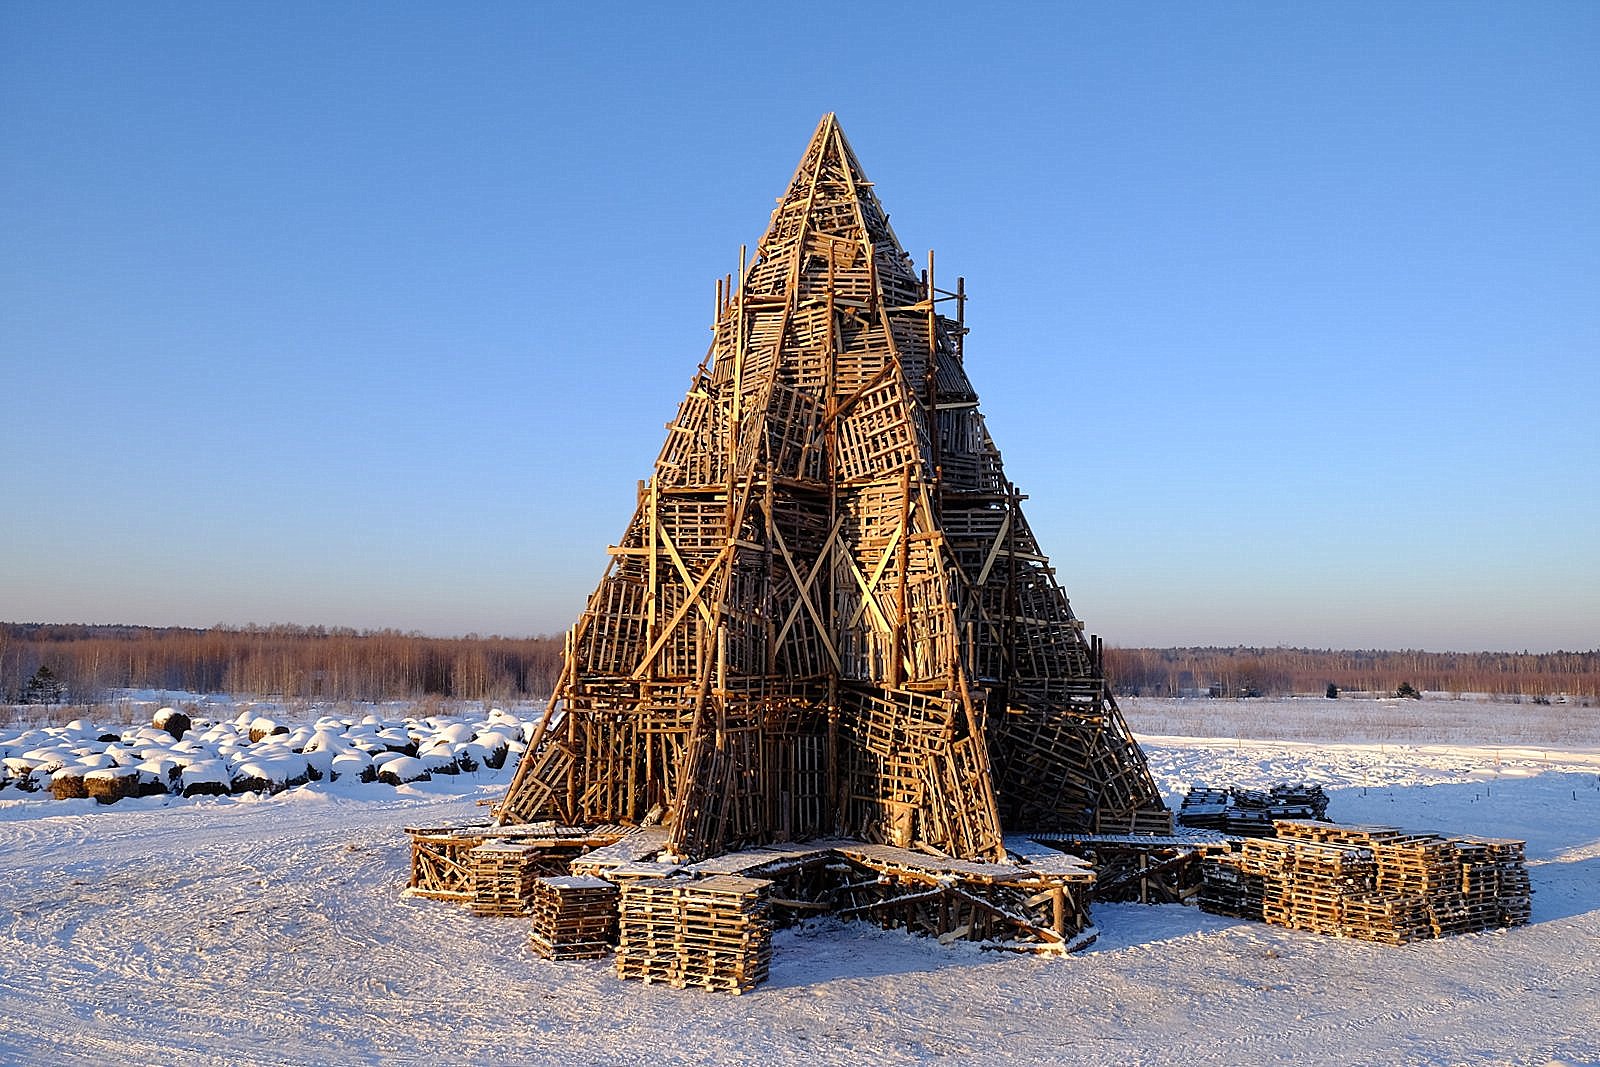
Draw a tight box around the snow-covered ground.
[1,698,1596,1066]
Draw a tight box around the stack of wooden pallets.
[1198,854,1266,920]
[1263,840,1376,936]
[1179,783,1330,836]
[1479,837,1532,927]
[469,842,549,917]
[1199,820,1532,944]
[528,875,620,960]
[615,875,774,994]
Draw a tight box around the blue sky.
[2,2,1596,652]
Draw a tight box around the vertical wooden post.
[925,250,942,523]
[646,478,658,661]
[892,464,911,687]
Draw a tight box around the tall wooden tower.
[497,115,1167,862]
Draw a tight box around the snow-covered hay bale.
[417,741,462,775]
[377,756,431,785]
[248,717,289,744]
[102,744,142,767]
[434,721,475,745]
[197,722,242,745]
[472,732,511,769]
[453,743,489,774]
[84,767,141,804]
[330,751,376,783]
[3,757,46,793]
[152,707,192,740]
[370,750,408,771]
[180,760,230,797]
[61,719,103,742]
[375,728,415,755]
[50,766,90,800]
[302,748,335,782]
[230,760,276,795]
[303,726,347,753]
[18,748,69,774]
[134,768,169,797]
[136,758,181,794]
[280,725,314,751]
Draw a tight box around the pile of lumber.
[528,875,619,960]
[1178,782,1330,836]
[615,875,774,994]
[1200,820,1532,944]
[408,819,1103,989]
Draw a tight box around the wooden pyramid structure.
[498,114,1167,862]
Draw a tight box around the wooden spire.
[496,115,1168,861]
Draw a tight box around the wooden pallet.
[406,826,491,902]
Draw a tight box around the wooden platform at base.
[1032,831,1232,904]
[405,822,1106,991]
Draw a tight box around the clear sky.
[2,2,1596,652]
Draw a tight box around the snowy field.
[1,697,1597,1066]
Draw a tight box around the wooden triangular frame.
[498,115,1168,861]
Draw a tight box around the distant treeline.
[1104,646,1600,700]
[0,623,562,704]
[5,624,1597,704]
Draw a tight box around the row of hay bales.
[0,706,538,804]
